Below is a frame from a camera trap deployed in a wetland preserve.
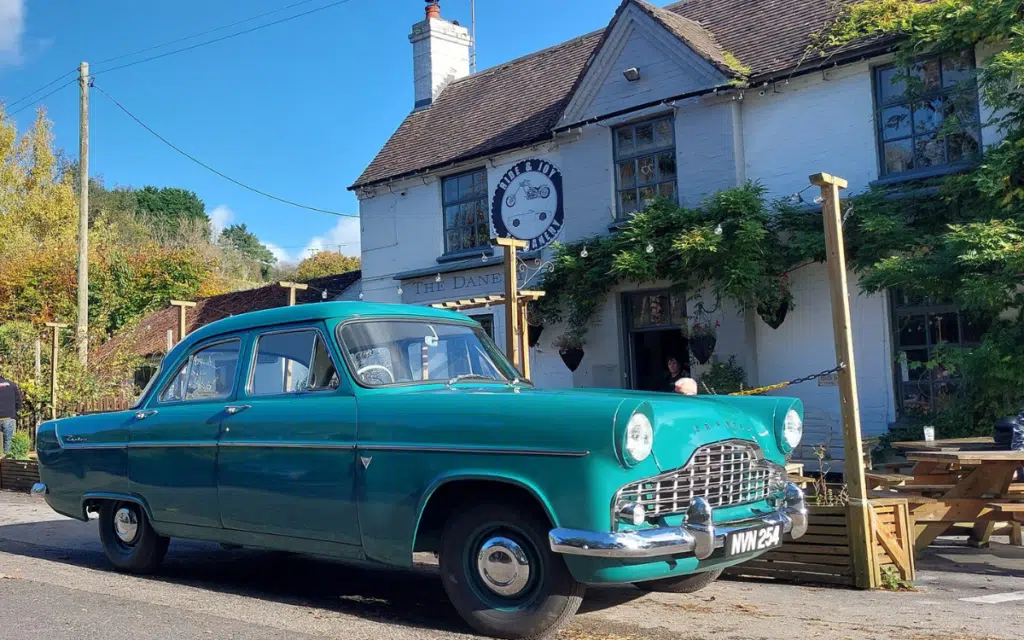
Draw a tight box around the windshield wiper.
[445,374,497,389]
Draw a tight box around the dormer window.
[613,116,677,219]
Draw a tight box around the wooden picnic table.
[890,436,997,452]
[889,447,1024,552]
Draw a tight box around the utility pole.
[76,61,90,366]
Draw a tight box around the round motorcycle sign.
[491,159,564,252]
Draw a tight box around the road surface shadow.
[0,517,644,634]
[916,536,1024,579]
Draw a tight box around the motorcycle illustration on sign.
[504,180,552,208]
[491,159,564,252]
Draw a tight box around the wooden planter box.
[0,458,40,492]
[724,498,916,588]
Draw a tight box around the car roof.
[175,301,474,354]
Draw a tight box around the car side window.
[159,340,241,403]
[249,329,339,396]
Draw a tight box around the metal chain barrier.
[727,363,847,396]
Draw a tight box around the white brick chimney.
[409,1,471,110]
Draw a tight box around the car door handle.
[134,410,158,420]
[225,405,251,415]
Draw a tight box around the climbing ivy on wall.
[539,0,1024,435]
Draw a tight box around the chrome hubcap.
[113,507,139,544]
[476,536,531,597]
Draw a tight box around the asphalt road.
[1,491,1023,640]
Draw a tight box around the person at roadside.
[0,372,21,456]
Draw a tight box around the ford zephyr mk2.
[32,301,808,640]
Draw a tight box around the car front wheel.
[633,568,722,593]
[440,503,585,639]
[97,501,169,574]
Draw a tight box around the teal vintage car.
[33,301,807,640]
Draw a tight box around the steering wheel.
[357,364,395,385]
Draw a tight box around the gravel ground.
[1,490,1022,639]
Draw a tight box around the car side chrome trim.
[358,444,590,458]
[218,441,356,450]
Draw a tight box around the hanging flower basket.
[690,334,716,365]
[758,298,791,330]
[757,275,795,331]
[559,347,585,372]
[554,335,585,372]
[528,324,544,347]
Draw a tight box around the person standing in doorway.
[0,371,21,456]
[664,356,686,392]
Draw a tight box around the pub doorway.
[623,290,689,392]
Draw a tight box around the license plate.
[725,524,782,557]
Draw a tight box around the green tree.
[295,251,360,282]
[219,223,276,279]
[135,186,208,237]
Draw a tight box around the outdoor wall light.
[623,67,641,82]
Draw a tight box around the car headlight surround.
[623,412,654,465]
[779,406,803,453]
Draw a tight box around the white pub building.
[349,0,1002,453]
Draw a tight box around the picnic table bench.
[881,445,1024,552]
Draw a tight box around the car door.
[216,324,361,546]
[129,336,244,529]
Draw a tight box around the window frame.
[335,317,521,390]
[440,167,490,255]
[245,326,341,397]
[873,52,983,180]
[612,114,678,220]
[888,291,985,418]
[155,337,243,406]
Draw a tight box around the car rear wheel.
[633,568,722,593]
[98,501,169,574]
[439,503,585,640]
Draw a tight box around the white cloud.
[302,216,361,259]
[209,204,234,237]
[0,0,24,66]
[263,242,291,264]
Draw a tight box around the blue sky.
[1,0,628,263]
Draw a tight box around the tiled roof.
[349,0,881,189]
[93,271,361,363]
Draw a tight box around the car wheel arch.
[412,473,558,555]
[81,492,155,523]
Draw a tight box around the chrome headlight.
[781,408,803,452]
[624,412,654,464]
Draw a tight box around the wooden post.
[34,339,42,380]
[44,323,68,420]
[169,300,196,344]
[519,299,531,380]
[166,329,174,354]
[493,237,527,373]
[810,172,876,589]
[279,281,309,306]
[76,61,90,366]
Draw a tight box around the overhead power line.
[93,83,357,218]
[9,77,78,117]
[5,67,77,111]
[92,0,356,77]
[93,0,321,67]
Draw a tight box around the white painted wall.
[742,62,879,199]
[564,3,726,124]
[755,264,895,437]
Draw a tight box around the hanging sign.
[491,159,564,252]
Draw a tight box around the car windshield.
[338,320,519,387]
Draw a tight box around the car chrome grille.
[617,440,772,519]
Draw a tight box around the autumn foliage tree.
[295,251,360,282]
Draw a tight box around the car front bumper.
[549,482,807,560]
